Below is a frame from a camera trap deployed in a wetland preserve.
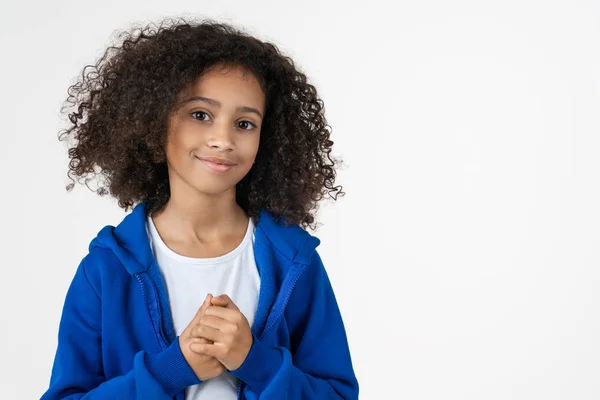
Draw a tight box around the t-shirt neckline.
[147,215,255,265]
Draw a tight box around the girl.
[41,18,358,400]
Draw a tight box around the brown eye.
[191,111,210,121]
[237,120,256,130]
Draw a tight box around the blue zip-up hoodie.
[41,201,359,399]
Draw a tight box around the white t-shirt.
[146,214,260,399]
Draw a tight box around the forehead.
[185,64,265,106]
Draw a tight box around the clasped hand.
[190,294,254,371]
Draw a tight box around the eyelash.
[190,111,257,131]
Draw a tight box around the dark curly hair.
[59,17,345,230]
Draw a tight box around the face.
[165,64,265,197]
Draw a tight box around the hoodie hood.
[88,201,321,275]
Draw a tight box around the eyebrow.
[180,96,263,118]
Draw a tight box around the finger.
[196,314,231,331]
[192,293,214,323]
[204,304,244,323]
[210,294,239,311]
[191,324,222,342]
[210,297,227,307]
[189,342,224,359]
[210,295,228,305]
[194,336,213,344]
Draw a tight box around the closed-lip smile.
[197,156,237,166]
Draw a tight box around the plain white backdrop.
[1,0,599,399]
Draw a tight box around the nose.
[207,121,234,151]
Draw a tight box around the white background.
[1,0,599,399]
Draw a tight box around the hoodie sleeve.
[40,258,202,399]
[229,250,360,399]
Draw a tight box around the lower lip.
[199,159,235,173]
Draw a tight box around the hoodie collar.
[88,201,321,275]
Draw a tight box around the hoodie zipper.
[259,264,306,341]
[135,273,167,351]
[235,263,307,400]
[135,272,179,400]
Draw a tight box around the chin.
[191,176,244,195]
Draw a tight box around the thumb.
[210,294,239,311]
[192,293,213,322]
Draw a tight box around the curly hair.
[59,17,345,230]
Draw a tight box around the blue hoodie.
[41,201,359,400]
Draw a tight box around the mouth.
[196,157,235,173]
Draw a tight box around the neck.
[151,178,247,245]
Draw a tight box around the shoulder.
[77,247,129,296]
[256,208,321,265]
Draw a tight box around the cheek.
[165,131,195,163]
[165,142,182,167]
[240,135,260,160]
